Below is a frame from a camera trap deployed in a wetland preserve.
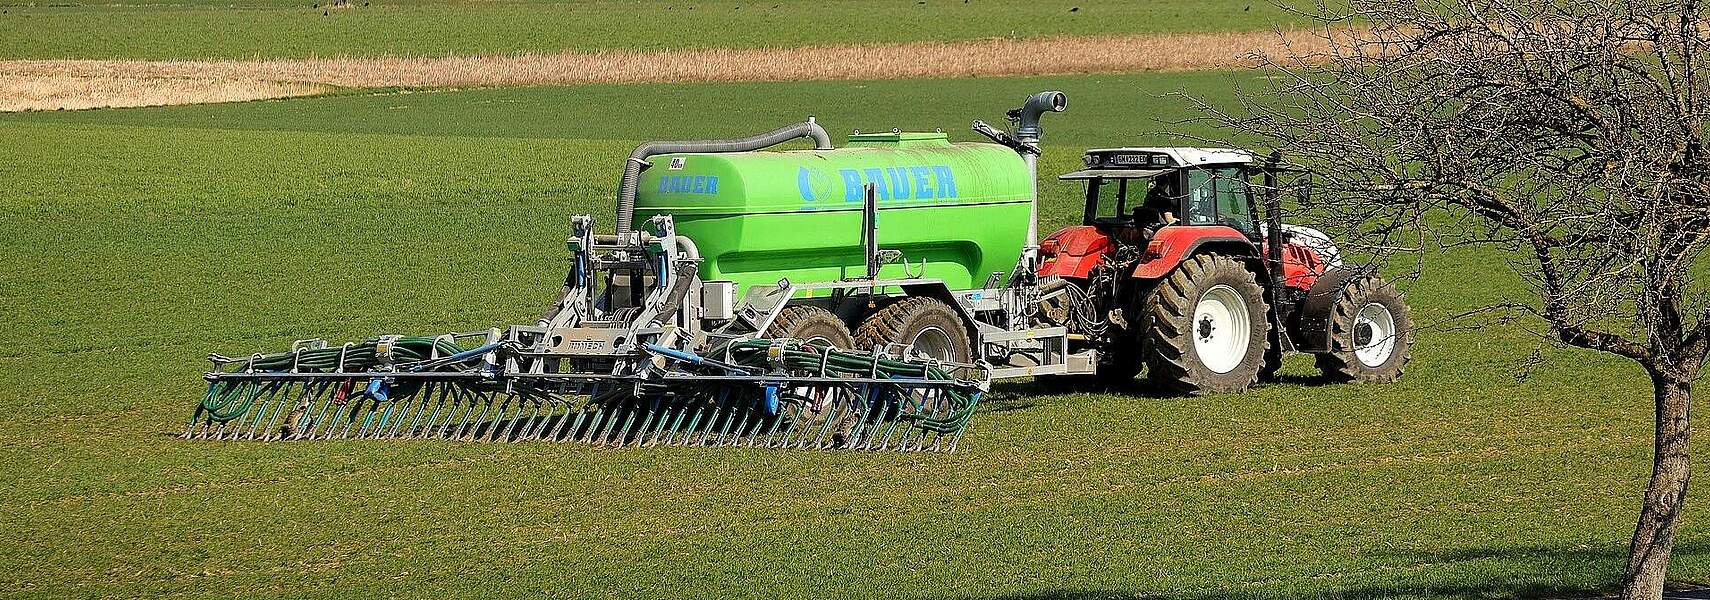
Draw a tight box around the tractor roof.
[1059,147,1256,180]
[1090,147,1256,166]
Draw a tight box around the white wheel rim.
[909,326,958,362]
[1192,284,1252,374]
[1353,302,1397,367]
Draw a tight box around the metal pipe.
[588,232,700,260]
[615,119,833,235]
[1264,151,1285,286]
[1013,91,1066,142]
[1011,91,1066,260]
[674,235,700,261]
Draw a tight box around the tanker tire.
[765,305,858,445]
[1141,254,1270,395]
[853,297,971,363]
[1315,276,1412,383]
[766,305,855,349]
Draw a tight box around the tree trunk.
[1621,367,1694,600]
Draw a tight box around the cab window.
[1186,170,1219,225]
[1188,167,1256,236]
[1086,178,1130,220]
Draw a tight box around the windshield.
[1090,178,1131,217]
[1088,177,1170,220]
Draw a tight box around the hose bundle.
[198,337,488,423]
[709,338,983,435]
[188,335,982,452]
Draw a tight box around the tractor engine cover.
[1036,225,1114,279]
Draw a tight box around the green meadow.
[0,71,1691,598]
[0,0,1310,60]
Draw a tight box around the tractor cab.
[1058,147,1262,243]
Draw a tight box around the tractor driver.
[1131,177,1180,237]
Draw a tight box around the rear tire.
[766,305,854,349]
[1141,254,1270,395]
[1315,276,1412,383]
[854,297,971,363]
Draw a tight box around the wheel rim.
[1353,302,1397,367]
[909,326,959,362]
[1192,284,1252,374]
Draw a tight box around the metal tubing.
[615,120,832,235]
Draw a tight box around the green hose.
[222,336,466,373]
[199,337,476,423]
[708,338,982,433]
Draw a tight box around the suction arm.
[615,120,833,235]
[1008,90,1067,143]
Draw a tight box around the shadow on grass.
[1266,372,1342,388]
[984,369,1345,406]
[945,542,1710,600]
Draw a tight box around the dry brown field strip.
[0,30,1328,111]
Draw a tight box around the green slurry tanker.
[635,131,1031,295]
[189,91,1413,452]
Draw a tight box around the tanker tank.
[633,131,1030,296]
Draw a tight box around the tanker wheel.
[766,305,855,349]
[1315,276,1412,383]
[1140,254,1270,395]
[853,297,971,363]
[765,305,858,444]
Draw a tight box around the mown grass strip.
[0,30,1332,111]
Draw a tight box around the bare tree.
[1199,1,1710,597]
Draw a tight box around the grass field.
[2,70,1701,598]
[0,0,1314,60]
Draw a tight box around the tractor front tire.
[766,305,855,349]
[854,297,971,363]
[1141,254,1270,395]
[1315,276,1412,383]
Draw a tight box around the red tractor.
[1034,147,1412,393]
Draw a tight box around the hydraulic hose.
[614,120,833,235]
[198,336,481,423]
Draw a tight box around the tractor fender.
[1291,264,1371,352]
[1130,225,1258,279]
